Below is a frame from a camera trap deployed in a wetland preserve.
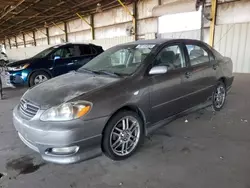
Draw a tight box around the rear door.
[149,42,190,124]
[73,45,97,70]
[181,41,217,109]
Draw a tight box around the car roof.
[119,38,205,46]
[54,43,101,47]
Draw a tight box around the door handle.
[185,72,192,78]
[67,62,74,65]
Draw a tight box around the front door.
[150,43,189,124]
[180,41,217,109]
[52,45,77,76]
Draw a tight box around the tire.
[29,71,50,87]
[212,81,226,111]
[102,110,144,160]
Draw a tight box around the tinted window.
[52,46,74,58]
[155,44,185,70]
[51,45,81,59]
[186,44,210,66]
[79,45,92,55]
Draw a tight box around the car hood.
[7,59,32,67]
[23,72,120,109]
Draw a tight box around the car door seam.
[152,85,214,109]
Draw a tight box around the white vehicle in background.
[0,52,8,66]
[0,45,8,67]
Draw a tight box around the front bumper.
[13,106,109,164]
[6,69,31,86]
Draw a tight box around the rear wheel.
[29,71,50,87]
[212,81,226,111]
[102,111,144,160]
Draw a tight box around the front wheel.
[29,71,50,87]
[212,81,226,111]
[102,111,144,160]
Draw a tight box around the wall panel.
[214,22,250,73]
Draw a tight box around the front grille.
[19,99,39,119]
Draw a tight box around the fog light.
[51,146,79,155]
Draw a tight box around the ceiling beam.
[0,0,25,21]
[0,0,66,33]
[0,0,100,34]
[0,0,42,26]
[0,0,120,38]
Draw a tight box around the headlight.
[8,63,30,71]
[40,101,92,122]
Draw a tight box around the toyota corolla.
[13,39,234,164]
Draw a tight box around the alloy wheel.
[34,75,48,85]
[109,116,140,156]
[214,85,226,109]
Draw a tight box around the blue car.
[6,43,103,87]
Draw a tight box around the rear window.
[79,45,92,55]
[92,45,103,54]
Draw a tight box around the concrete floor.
[0,74,250,188]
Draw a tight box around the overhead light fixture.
[96,3,102,13]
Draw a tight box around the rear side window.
[91,45,103,54]
[79,45,92,55]
[185,44,211,66]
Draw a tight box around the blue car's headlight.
[8,63,30,71]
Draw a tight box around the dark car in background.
[6,43,103,86]
[13,39,234,164]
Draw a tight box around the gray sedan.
[13,39,234,164]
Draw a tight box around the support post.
[33,31,36,46]
[64,22,68,42]
[15,36,18,48]
[3,40,6,49]
[117,0,136,39]
[90,14,95,40]
[8,38,11,49]
[23,33,26,47]
[76,13,95,40]
[209,0,217,46]
[133,2,138,40]
[200,1,205,41]
[46,28,50,45]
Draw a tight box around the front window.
[32,46,57,58]
[79,44,155,75]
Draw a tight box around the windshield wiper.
[96,70,121,77]
[80,68,122,77]
[80,68,100,74]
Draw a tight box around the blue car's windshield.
[32,46,58,58]
[78,44,156,76]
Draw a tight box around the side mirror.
[149,66,168,75]
[54,56,61,60]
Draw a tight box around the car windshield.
[78,44,155,76]
[32,46,58,58]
